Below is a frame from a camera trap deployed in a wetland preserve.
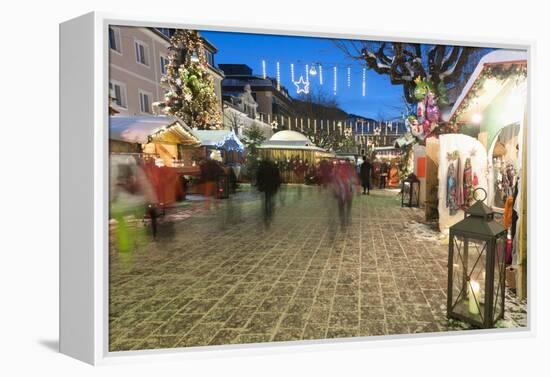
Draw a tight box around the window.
[160,56,168,75]
[205,50,214,66]
[109,27,121,53]
[109,81,127,108]
[135,41,149,66]
[139,91,152,113]
[157,28,173,38]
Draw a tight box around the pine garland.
[450,63,527,124]
[156,30,221,130]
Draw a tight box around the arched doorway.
[487,122,520,209]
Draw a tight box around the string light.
[347,66,351,88]
[305,64,309,83]
[333,66,337,95]
[276,61,280,91]
[262,60,266,79]
[319,64,323,85]
[290,63,295,83]
[362,67,366,97]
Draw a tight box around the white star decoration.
[294,75,310,94]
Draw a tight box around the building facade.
[219,64,294,120]
[109,26,224,117]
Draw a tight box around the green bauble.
[414,83,429,100]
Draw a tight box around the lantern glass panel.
[402,181,410,205]
[411,181,419,206]
[450,234,488,324]
[493,234,507,322]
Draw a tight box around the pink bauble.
[422,119,431,134]
[426,104,440,122]
[416,101,425,117]
[426,91,436,106]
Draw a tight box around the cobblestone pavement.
[109,186,527,351]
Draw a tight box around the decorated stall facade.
[192,130,245,165]
[445,49,528,298]
[258,130,335,183]
[109,115,202,173]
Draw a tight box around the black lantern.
[447,188,507,328]
[401,173,420,207]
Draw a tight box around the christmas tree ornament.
[426,104,440,122]
[416,101,425,118]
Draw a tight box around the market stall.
[109,115,201,173]
[257,130,335,183]
[443,50,528,298]
[191,129,245,165]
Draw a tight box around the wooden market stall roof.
[109,116,200,146]
[191,130,245,152]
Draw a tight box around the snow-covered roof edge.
[443,49,528,122]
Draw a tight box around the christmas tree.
[156,30,221,130]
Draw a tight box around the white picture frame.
[59,11,535,365]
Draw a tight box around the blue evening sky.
[200,30,406,120]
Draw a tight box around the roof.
[444,49,528,122]
[259,130,327,152]
[109,116,200,146]
[110,116,179,144]
[270,130,311,143]
[192,130,244,151]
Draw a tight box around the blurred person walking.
[331,161,359,228]
[256,160,282,227]
[359,155,372,195]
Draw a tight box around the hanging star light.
[294,75,310,94]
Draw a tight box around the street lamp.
[447,188,507,328]
[401,173,420,207]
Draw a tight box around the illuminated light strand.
[305,64,309,83]
[362,67,366,97]
[276,62,280,91]
[262,60,266,79]
[333,66,337,95]
[319,64,323,85]
[347,66,351,88]
[290,63,295,83]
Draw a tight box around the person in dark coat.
[256,160,282,227]
[379,161,389,189]
[359,156,372,195]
